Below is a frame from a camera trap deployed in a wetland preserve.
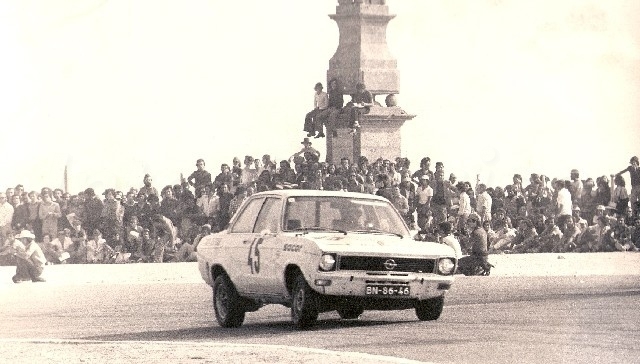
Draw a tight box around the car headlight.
[319,254,336,271]
[437,258,456,275]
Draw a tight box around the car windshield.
[283,196,409,237]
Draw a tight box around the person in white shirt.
[48,230,74,264]
[11,230,47,283]
[0,193,14,245]
[475,183,492,223]
[457,182,472,233]
[197,184,220,227]
[303,82,329,138]
[416,175,433,230]
[556,179,574,233]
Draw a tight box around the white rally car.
[197,190,457,329]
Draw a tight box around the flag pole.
[64,165,69,193]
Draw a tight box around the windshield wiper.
[349,229,404,238]
[291,227,347,235]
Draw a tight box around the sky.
[1,0,638,194]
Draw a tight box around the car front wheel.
[291,274,319,329]
[415,295,444,321]
[213,274,245,328]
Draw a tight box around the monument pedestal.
[326,105,415,164]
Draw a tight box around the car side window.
[253,198,282,233]
[230,197,265,233]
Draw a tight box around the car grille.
[338,256,436,273]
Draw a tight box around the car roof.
[249,189,390,202]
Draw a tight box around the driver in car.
[333,204,368,231]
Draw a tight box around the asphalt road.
[2,273,639,364]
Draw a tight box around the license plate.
[365,285,410,296]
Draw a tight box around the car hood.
[295,232,456,257]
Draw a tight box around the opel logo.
[383,259,398,270]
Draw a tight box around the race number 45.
[247,237,263,274]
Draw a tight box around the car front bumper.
[309,270,454,301]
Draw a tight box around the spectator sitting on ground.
[510,219,539,254]
[85,229,113,263]
[537,216,563,253]
[123,215,143,255]
[609,215,637,251]
[48,230,73,264]
[191,223,213,253]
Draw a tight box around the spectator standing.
[122,191,139,225]
[231,157,243,188]
[416,175,433,230]
[430,171,449,225]
[611,174,630,216]
[615,156,640,216]
[38,190,62,241]
[291,138,321,163]
[456,182,471,234]
[411,157,434,184]
[580,178,597,224]
[241,156,257,186]
[569,169,583,207]
[26,191,41,238]
[213,163,233,191]
[101,188,124,248]
[398,173,417,228]
[160,185,180,227]
[555,180,573,233]
[11,193,29,231]
[475,183,492,223]
[228,186,248,218]
[139,174,159,197]
[594,176,612,208]
[389,186,410,225]
[82,188,104,236]
[67,220,87,263]
[217,184,234,230]
[0,193,14,244]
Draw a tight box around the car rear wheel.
[337,305,364,320]
[415,295,444,321]
[291,274,319,329]
[213,274,245,328]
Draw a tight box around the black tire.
[291,274,319,329]
[337,305,364,320]
[213,274,245,328]
[415,295,444,321]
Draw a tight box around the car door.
[246,197,284,296]
[225,196,265,294]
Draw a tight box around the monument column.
[326,0,415,164]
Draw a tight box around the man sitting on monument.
[303,82,329,138]
[313,78,344,138]
[345,82,374,134]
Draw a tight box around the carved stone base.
[326,105,415,164]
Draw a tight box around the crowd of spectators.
[1,150,639,268]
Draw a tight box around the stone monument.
[325,0,415,164]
